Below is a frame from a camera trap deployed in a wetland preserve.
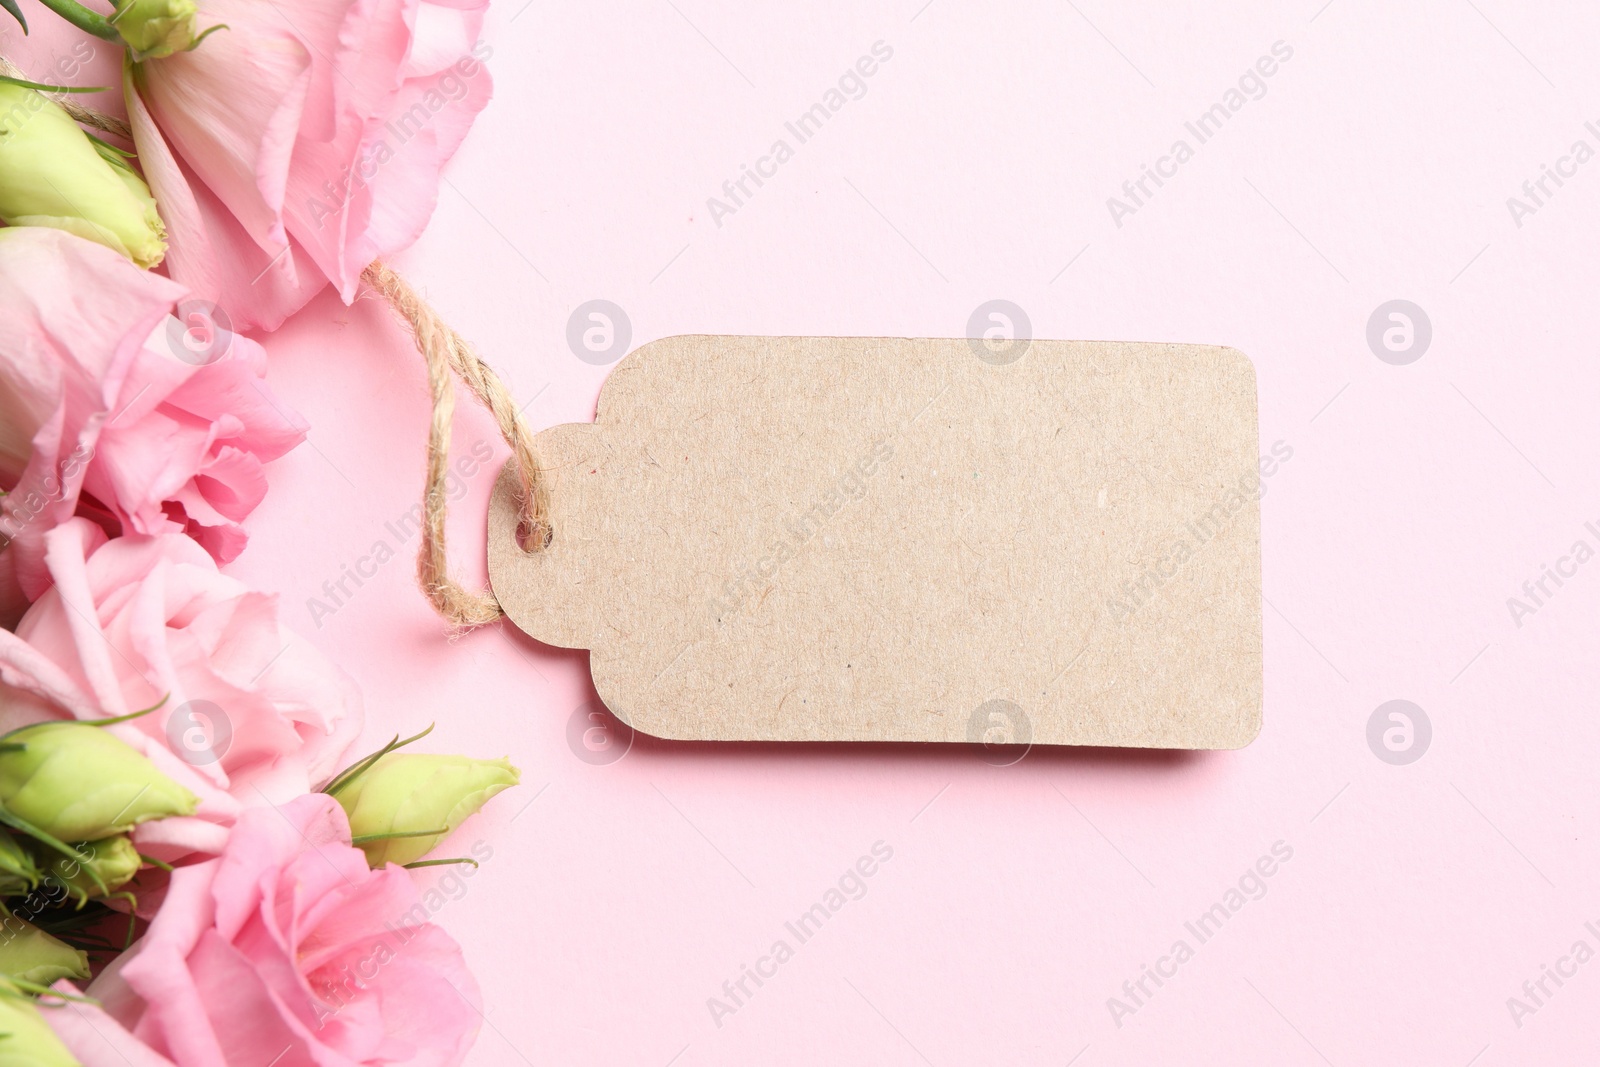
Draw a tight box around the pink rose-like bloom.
[0,519,361,857]
[125,0,494,331]
[48,794,483,1067]
[0,228,308,622]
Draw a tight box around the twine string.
[362,262,547,629]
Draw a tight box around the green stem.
[32,0,119,40]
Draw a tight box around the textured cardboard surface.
[488,335,1261,748]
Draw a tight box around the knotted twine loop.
[362,262,548,629]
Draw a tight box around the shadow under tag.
[488,335,1262,749]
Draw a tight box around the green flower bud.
[113,0,200,59]
[0,84,166,268]
[31,835,141,906]
[0,982,79,1066]
[0,919,89,986]
[336,753,518,867]
[0,722,196,843]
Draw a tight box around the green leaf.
[321,723,435,796]
[402,856,480,870]
[31,0,119,39]
[7,977,100,1003]
[0,0,27,33]
[0,694,165,745]
[85,695,168,727]
[350,827,449,846]
[0,810,108,896]
[186,22,227,49]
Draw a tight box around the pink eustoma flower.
[48,794,482,1067]
[0,519,361,858]
[125,0,494,331]
[0,227,308,622]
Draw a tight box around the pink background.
[33,0,1600,1062]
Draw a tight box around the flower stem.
[32,0,119,40]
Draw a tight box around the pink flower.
[0,519,362,857]
[124,0,494,331]
[0,227,308,621]
[49,794,483,1067]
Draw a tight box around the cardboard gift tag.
[488,335,1262,749]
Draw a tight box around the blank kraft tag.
[488,335,1262,749]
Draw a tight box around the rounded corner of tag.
[1216,704,1264,750]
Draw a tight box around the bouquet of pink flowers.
[0,0,514,1061]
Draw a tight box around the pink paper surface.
[222,2,1599,1063]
